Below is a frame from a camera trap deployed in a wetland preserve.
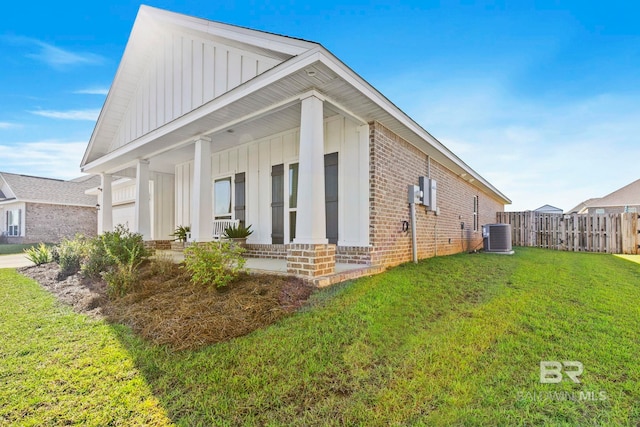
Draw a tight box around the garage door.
[112,203,135,231]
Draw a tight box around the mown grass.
[0,270,172,426]
[0,243,38,255]
[2,248,640,425]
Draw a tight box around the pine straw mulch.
[19,261,315,351]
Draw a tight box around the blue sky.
[1,0,638,211]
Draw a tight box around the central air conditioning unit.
[482,223,514,254]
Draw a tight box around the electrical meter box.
[407,185,422,204]
[419,177,437,211]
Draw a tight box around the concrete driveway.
[0,254,34,269]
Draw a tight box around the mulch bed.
[19,261,314,351]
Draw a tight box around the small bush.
[57,235,90,276]
[184,241,246,288]
[83,225,148,280]
[103,244,144,298]
[24,243,52,266]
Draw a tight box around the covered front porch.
[90,87,372,279]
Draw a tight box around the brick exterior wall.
[335,246,372,264]
[245,244,288,259]
[368,122,505,267]
[21,202,97,244]
[286,243,336,277]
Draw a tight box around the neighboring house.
[569,179,640,214]
[534,204,563,214]
[80,6,510,278]
[0,172,99,244]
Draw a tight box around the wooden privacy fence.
[496,211,639,254]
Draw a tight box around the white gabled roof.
[82,5,318,167]
[82,5,511,205]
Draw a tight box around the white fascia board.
[81,48,328,174]
[0,199,95,208]
[142,5,316,56]
[312,48,511,205]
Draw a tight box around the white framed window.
[6,209,20,237]
[473,195,479,232]
[288,163,299,242]
[214,177,233,220]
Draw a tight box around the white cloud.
[4,36,104,69]
[74,87,109,96]
[396,81,640,212]
[0,122,19,129]
[0,140,86,179]
[30,109,100,121]
[27,40,103,69]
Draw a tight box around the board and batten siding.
[108,32,281,153]
[174,116,370,246]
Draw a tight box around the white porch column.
[294,94,328,244]
[135,159,151,240]
[191,137,213,242]
[99,173,113,234]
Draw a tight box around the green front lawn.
[0,243,39,255]
[1,248,640,425]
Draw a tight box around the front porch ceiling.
[109,101,346,176]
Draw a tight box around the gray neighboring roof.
[534,204,563,213]
[569,178,640,213]
[0,172,100,206]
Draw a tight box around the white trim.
[0,199,95,208]
[213,175,234,220]
[141,5,316,56]
[285,161,299,243]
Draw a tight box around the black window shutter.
[324,152,339,245]
[234,173,246,227]
[271,164,284,244]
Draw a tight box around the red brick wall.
[368,122,505,267]
[23,202,97,244]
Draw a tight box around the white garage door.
[112,203,135,231]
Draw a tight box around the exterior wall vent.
[482,223,514,254]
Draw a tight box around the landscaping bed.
[19,261,313,350]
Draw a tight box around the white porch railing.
[186,219,240,242]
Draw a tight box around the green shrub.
[82,225,149,280]
[103,244,144,298]
[223,224,253,239]
[24,243,52,266]
[57,235,90,276]
[184,241,246,288]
